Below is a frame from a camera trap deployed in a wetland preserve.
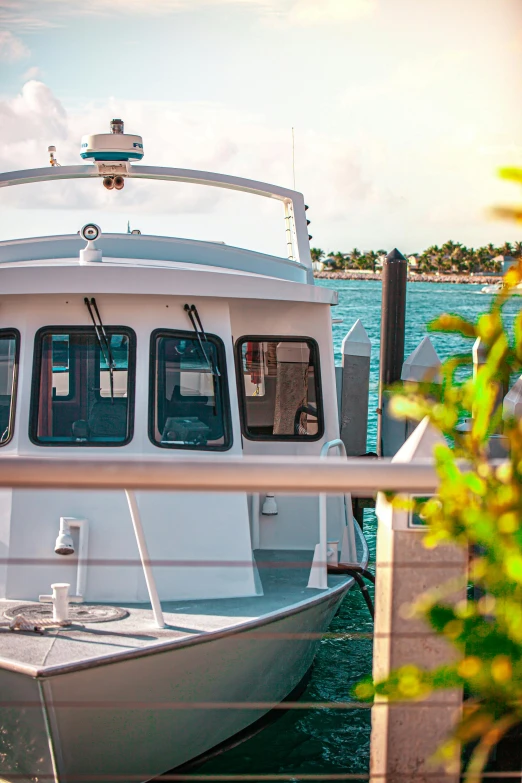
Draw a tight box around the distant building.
[494,255,517,275]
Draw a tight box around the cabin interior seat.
[166,384,223,441]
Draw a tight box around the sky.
[0,0,521,257]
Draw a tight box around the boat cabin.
[0,132,352,608]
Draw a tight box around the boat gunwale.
[0,568,360,680]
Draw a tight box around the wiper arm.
[183,304,220,377]
[190,305,221,378]
[84,297,115,403]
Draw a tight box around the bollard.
[495,374,522,457]
[504,374,522,419]
[39,583,81,623]
[401,335,441,384]
[370,417,466,783]
[340,319,371,456]
[473,336,508,428]
[403,336,441,445]
[382,334,440,457]
[472,336,487,380]
[377,248,408,456]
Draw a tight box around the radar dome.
[80,118,144,162]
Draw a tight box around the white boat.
[481,281,522,294]
[481,282,503,294]
[0,119,368,783]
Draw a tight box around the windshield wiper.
[184,304,220,377]
[84,297,116,403]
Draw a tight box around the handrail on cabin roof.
[0,164,313,275]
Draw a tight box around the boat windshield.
[0,331,19,446]
[237,337,323,440]
[149,330,231,450]
[30,327,135,446]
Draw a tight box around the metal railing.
[0,452,437,629]
[0,455,441,493]
[307,441,359,589]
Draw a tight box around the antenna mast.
[291,127,296,190]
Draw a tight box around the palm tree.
[348,248,362,268]
[475,246,489,272]
[486,243,498,259]
[327,251,346,270]
[499,241,513,257]
[365,249,379,272]
[310,248,325,264]
[513,241,522,258]
[421,245,442,273]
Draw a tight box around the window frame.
[148,328,233,452]
[29,325,136,448]
[0,329,20,448]
[235,334,324,442]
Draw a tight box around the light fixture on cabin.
[262,494,278,516]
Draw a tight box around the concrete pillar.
[401,335,441,384]
[340,319,371,456]
[472,336,487,380]
[494,375,522,457]
[370,417,466,783]
[473,336,507,428]
[503,374,522,419]
[402,335,442,441]
[382,336,441,457]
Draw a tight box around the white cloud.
[0,79,515,253]
[23,64,41,79]
[283,0,375,25]
[0,30,30,60]
[1,0,376,29]
[0,80,383,221]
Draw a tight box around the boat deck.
[0,550,354,676]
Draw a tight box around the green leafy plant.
[354,171,522,782]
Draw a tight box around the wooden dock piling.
[377,249,407,456]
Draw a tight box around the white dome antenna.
[80,118,143,190]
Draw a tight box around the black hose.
[328,564,375,619]
[350,572,375,620]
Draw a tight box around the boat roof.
[0,234,337,304]
[0,160,330,301]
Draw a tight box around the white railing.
[307,440,359,589]
[0,164,312,271]
[0,456,441,493]
[0,453,443,629]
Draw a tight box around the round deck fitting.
[4,603,129,624]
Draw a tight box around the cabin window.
[30,326,135,446]
[149,329,231,450]
[236,337,323,440]
[0,331,20,447]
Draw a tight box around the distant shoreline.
[314,271,500,285]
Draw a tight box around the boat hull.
[0,583,350,783]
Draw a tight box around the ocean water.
[190,280,516,782]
